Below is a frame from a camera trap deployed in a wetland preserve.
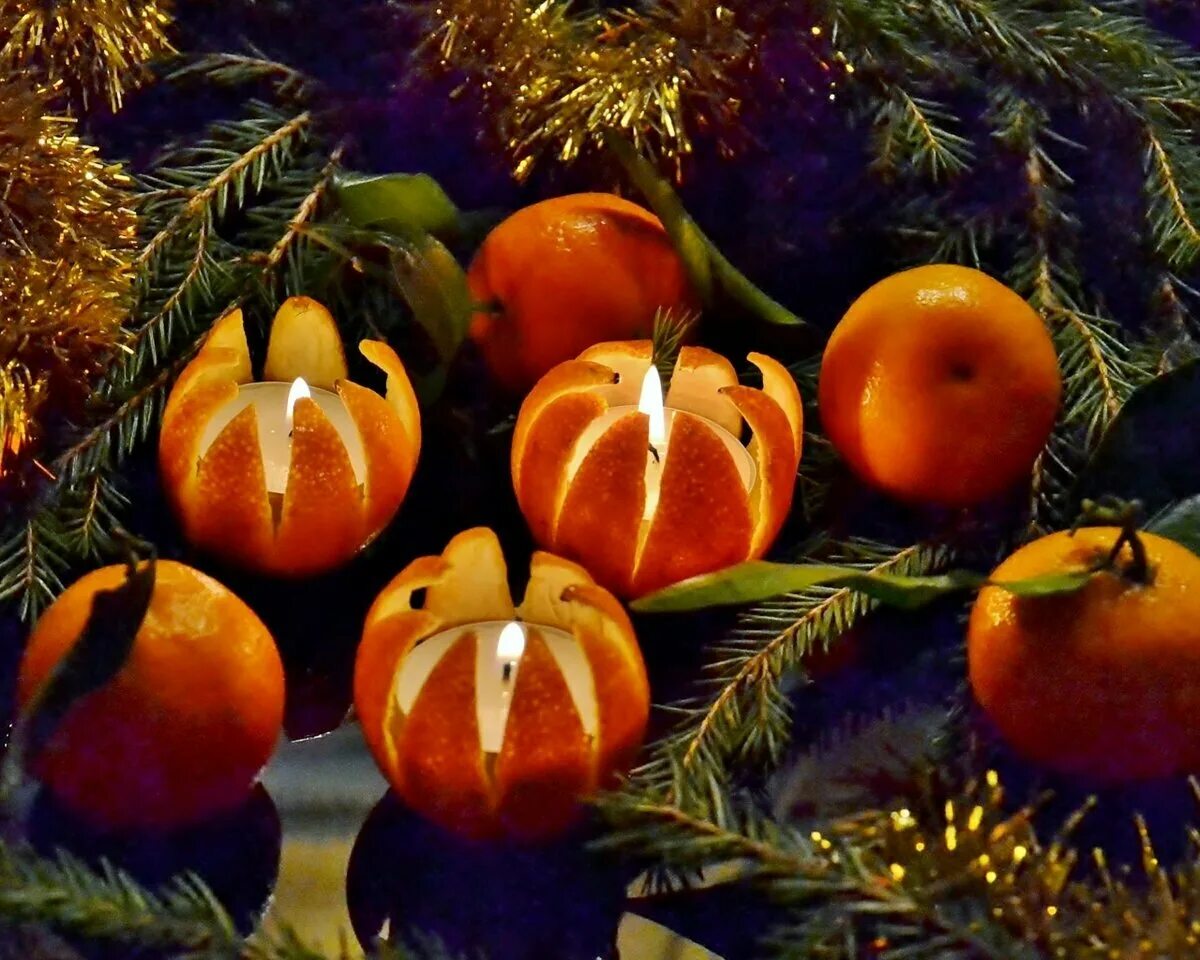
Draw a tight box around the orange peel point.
[354,527,649,842]
[512,340,802,598]
[360,339,422,461]
[749,352,804,465]
[264,296,349,388]
[159,298,421,577]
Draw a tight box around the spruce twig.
[640,542,954,814]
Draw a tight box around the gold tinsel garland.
[426,0,755,180]
[834,773,1200,956]
[0,0,174,110]
[0,76,137,477]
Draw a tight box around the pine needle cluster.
[635,541,955,820]
[0,838,461,960]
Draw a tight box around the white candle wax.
[565,366,757,523]
[394,620,598,754]
[197,381,367,493]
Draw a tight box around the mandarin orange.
[818,265,1060,507]
[968,528,1200,782]
[17,561,284,830]
[467,193,695,392]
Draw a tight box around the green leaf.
[630,560,1096,614]
[1147,494,1200,555]
[334,171,462,238]
[1077,359,1200,514]
[390,233,474,365]
[1,559,155,801]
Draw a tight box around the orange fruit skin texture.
[17,561,284,831]
[467,193,695,392]
[818,264,1061,507]
[968,529,1200,783]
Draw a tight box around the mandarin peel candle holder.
[159,297,421,577]
[354,527,649,842]
[511,341,803,598]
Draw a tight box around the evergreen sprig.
[0,842,238,957]
[636,541,955,818]
[0,839,463,960]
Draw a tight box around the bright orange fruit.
[818,264,1061,507]
[467,193,695,392]
[17,561,285,830]
[968,528,1200,782]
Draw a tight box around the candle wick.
[502,660,514,683]
[648,443,661,463]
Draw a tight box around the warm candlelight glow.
[285,376,310,426]
[638,365,667,450]
[496,621,526,662]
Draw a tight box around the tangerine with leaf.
[467,193,696,392]
[819,264,1061,507]
[968,512,1200,782]
[17,560,285,830]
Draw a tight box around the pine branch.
[51,340,203,490]
[0,843,239,957]
[1144,127,1200,271]
[640,542,954,815]
[872,88,973,182]
[59,474,129,561]
[167,51,316,100]
[253,143,346,294]
[1005,120,1147,531]
[0,514,68,621]
[134,105,313,280]
[1134,273,1200,375]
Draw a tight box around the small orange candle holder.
[512,341,803,598]
[354,527,649,842]
[159,297,421,577]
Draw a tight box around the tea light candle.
[572,365,757,523]
[195,377,368,493]
[394,620,597,753]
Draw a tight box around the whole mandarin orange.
[968,528,1200,782]
[17,561,284,830]
[818,265,1060,507]
[467,193,695,392]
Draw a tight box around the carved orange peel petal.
[263,296,349,389]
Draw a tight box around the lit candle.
[196,377,368,493]
[393,619,597,754]
[569,365,757,525]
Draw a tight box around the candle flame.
[496,621,526,661]
[285,377,311,426]
[638,365,666,448]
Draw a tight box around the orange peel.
[159,297,421,577]
[512,341,803,598]
[354,527,649,842]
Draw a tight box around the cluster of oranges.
[17,193,1199,841]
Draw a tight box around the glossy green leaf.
[1,559,155,801]
[631,560,1096,614]
[1147,494,1200,555]
[1077,359,1200,514]
[334,171,462,239]
[390,233,474,365]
